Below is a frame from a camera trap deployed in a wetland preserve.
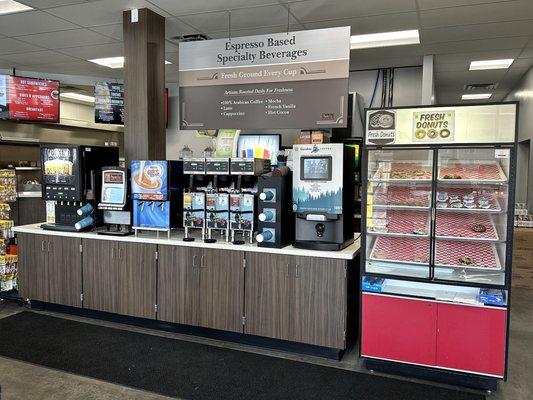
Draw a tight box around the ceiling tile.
[147,0,279,16]
[207,25,290,39]
[57,42,123,59]
[0,11,78,36]
[2,50,78,66]
[420,1,533,29]
[422,36,530,56]
[88,24,123,41]
[519,47,533,59]
[17,0,88,9]
[304,12,419,36]
[0,37,45,55]
[417,0,516,11]
[421,20,533,44]
[46,0,155,27]
[290,0,416,23]
[165,17,199,39]
[15,28,117,50]
[179,5,289,34]
[16,60,123,78]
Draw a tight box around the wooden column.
[123,8,166,162]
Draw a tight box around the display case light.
[469,59,514,70]
[461,93,492,100]
[89,56,172,68]
[350,30,419,50]
[0,1,32,15]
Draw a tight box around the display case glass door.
[433,147,511,286]
[365,149,433,279]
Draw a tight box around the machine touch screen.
[301,157,332,181]
[101,170,126,205]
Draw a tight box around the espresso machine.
[40,144,119,232]
[97,167,131,236]
[292,144,355,250]
[131,160,184,238]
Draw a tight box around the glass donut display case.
[359,103,518,389]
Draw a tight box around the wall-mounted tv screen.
[0,75,60,123]
[94,82,124,124]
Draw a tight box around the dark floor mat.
[0,312,484,400]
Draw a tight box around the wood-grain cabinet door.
[117,242,157,319]
[291,256,347,348]
[157,245,199,325]
[46,235,82,307]
[17,233,47,301]
[82,239,115,313]
[198,249,244,333]
[244,252,291,341]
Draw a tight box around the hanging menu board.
[94,82,124,124]
[179,27,350,130]
[0,75,60,123]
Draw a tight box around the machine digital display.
[104,171,124,184]
[301,157,332,181]
[102,187,125,204]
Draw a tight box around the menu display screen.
[94,82,124,124]
[0,75,60,123]
[302,157,332,180]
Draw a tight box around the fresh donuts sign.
[412,110,454,142]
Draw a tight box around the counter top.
[13,223,360,260]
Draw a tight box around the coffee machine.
[97,167,131,236]
[40,144,119,232]
[131,160,184,238]
[292,144,354,250]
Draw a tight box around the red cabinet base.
[361,293,507,378]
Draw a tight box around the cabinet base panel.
[364,359,499,391]
[28,301,344,360]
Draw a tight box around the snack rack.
[0,169,18,297]
[359,103,518,390]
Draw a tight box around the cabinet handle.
[192,255,198,268]
[295,264,300,278]
[111,247,115,259]
[41,240,45,252]
[118,248,123,259]
[286,263,290,277]
[47,241,52,253]
[200,255,206,268]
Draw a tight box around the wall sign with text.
[94,82,124,125]
[412,110,455,142]
[179,27,350,130]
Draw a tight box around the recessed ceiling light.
[350,29,419,50]
[88,56,172,68]
[61,92,95,103]
[461,93,492,100]
[469,59,514,71]
[0,0,33,16]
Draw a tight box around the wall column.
[123,8,166,162]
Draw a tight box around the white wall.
[505,66,533,210]
[166,66,424,158]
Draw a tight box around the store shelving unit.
[359,102,518,390]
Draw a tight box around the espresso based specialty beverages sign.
[179,27,350,130]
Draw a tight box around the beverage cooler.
[359,103,518,390]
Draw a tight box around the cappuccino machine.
[97,167,132,236]
[131,160,184,238]
[292,144,355,250]
[40,144,119,232]
[182,157,270,244]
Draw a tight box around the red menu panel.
[8,76,59,122]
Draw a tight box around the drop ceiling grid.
[0,0,530,101]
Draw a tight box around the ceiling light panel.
[469,59,514,70]
[88,56,172,68]
[461,93,492,100]
[350,29,420,50]
[0,0,32,16]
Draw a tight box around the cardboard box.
[311,131,325,144]
[298,131,311,144]
[512,228,533,289]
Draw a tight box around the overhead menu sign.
[179,27,350,130]
[94,82,124,124]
